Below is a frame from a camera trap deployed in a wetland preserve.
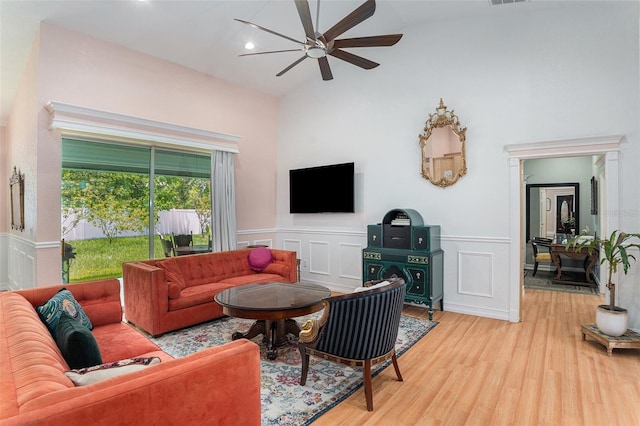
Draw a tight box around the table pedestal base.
[232,319,301,360]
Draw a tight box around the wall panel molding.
[7,235,37,290]
[309,241,330,276]
[252,239,272,247]
[338,242,362,280]
[457,251,494,297]
[282,239,301,254]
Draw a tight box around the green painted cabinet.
[363,209,443,319]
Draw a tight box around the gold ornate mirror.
[10,166,25,231]
[419,99,467,188]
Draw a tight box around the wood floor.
[313,289,640,426]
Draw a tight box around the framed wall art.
[10,166,24,231]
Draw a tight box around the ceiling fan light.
[306,47,326,58]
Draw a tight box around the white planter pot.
[595,305,628,337]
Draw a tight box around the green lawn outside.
[67,234,209,282]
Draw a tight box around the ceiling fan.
[235,0,403,81]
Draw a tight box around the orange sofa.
[122,248,297,336]
[0,279,261,426]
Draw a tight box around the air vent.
[489,0,529,5]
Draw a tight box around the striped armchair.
[298,278,406,411]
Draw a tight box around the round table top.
[214,282,331,320]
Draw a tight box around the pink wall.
[5,23,279,286]
[0,126,7,233]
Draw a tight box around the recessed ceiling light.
[244,42,255,50]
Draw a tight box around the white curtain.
[212,151,237,251]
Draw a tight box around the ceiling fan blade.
[276,56,308,77]
[234,18,304,46]
[239,49,303,57]
[294,0,316,40]
[333,34,402,49]
[323,0,376,42]
[329,49,379,69]
[318,57,333,81]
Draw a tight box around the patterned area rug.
[151,313,437,425]
[524,271,599,295]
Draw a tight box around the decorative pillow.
[37,288,93,334]
[55,312,102,369]
[157,258,186,291]
[248,247,272,272]
[167,282,181,299]
[353,280,392,293]
[64,357,161,386]
[261,262,289,276]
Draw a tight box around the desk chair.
[298,278,406,411]
[531,237,554,276]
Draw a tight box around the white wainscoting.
[278,228,513,320]
[0,234,8,290]
[278,228,365,293]
[6,234,38,290]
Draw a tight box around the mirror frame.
[419,98,467,188]
[10,166,25,231]
[525,182,579,242]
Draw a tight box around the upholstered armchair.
[298,278,406,411]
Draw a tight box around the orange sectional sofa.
[0,279,261,426]
[122,248,297,336]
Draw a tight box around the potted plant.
[567,230,640,336]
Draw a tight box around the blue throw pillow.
[55,312,102,369]
[37,288,93,335]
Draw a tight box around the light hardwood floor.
[313,289,640,426]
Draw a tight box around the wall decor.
[418,98,467,188]
[10,166,24,231]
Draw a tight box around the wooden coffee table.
[214,282,331,360]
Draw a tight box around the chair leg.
[299,346,309,385]
[533,261,539,276]
[391,353,403,382]
[363,360,373,411]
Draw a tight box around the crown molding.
[504,134,623,159]
[45,101,241,153]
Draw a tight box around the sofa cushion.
[55,312,103,369]
[64,357,161,386]
[248,247,272,271]
[91,322,166,363]
[167,283,235,311]
[353,280,392,293]
[261,262,290,276]
[218,274,285,286]
[37,288,93,334]
[156,258,186,291]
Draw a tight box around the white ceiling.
[0,0,530,125]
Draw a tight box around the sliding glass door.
[61,139,211,282]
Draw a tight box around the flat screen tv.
[289,162,355,213]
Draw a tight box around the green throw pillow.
[37,288,93,335]
[55,312,102,369]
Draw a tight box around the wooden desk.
[550,243,598,284]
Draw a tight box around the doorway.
[506,135,622,322]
